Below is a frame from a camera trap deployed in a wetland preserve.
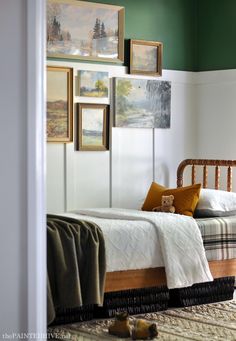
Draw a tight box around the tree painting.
[47,0,123,61]
[114,77,171,128]
[79,71,109,98]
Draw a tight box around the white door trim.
[27,0,46,336]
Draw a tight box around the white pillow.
[194,188,236,218]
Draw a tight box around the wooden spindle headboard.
[177,159,236,192]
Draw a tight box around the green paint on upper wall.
[48,0,236,71]
[86,0,197,71]
[49,0,197,71]
[197,0,236,71]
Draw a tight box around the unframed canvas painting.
[79,71,109,98]
[114,77,171,128]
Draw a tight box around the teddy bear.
[108,311,131,338]
[152,194,175,213]
[131,319,158,340]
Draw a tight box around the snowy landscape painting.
[47,0,124,62]
[114,77,171,128]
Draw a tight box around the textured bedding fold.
[75,208,213,289]
[47,215,106,325]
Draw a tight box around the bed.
[102,159,236,292]
[47,158,236,324]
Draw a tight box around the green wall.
[49,0,236,71]
[87,0,197,71]
[197,0,236,71]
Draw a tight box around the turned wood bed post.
[177,159,236,191]
[215,166,220,190]
[203,165,208,188]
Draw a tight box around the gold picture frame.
[47,66,73,142]
[47,0,125,63]
[78,70,109,98]
[77,103,109,151]
[130,39,163,76]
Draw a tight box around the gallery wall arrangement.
[46,0,171,151]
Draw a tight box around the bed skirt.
[50,276,235,326]
[95,285,169,318]
[169,276,235,307]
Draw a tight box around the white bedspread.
[62,208,213,289]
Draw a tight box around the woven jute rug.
[48,300,236,341]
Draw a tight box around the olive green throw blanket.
[47,215,106,325]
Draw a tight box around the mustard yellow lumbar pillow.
[142,182,201,216]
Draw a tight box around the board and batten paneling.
[111,128,154,209]
[47,61,126,213]
[47,62,198,212]
[47,144,66,213]
[196,69,236,191]
[155,71,198,188]
[66,144,110,210]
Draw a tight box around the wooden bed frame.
[105,159,236,292]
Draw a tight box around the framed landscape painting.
[78,70,109,98]
[114,77,171,128]
[47,66,73,142]
[130,40,163,76]
[47,0,124,63]
[77,104,109,151]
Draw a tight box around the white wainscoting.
[196,69,236,159]
[196,69,236,191]
[47,144,66,213]
[66,144,110,209]
[47,62,198,212]
[111,128,154,209]
[155,72,197,188]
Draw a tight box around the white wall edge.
[196,69,236,85]
[47,59,197,84]
[47,59,127,74]
[162,69,196,84]
[27,0,46,338]
[46,61,236,85]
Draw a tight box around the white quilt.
[63,208,213,289]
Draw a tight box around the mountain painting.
[114,77,171,128]
[47,0,124,62]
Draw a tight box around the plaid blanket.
[196,216,236,261]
